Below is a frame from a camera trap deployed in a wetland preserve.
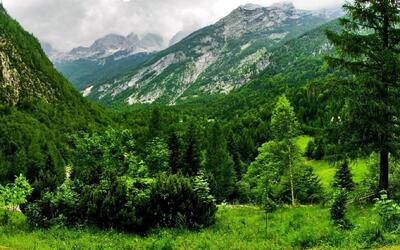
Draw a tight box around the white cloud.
[2,0,344,51]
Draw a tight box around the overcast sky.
[2,0,344,52]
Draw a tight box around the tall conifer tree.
[326,1,400,191]
[205,122,236,201]
[182,121,202,176]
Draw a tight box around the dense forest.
[3,1,400,249]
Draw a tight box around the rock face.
[53,33,165,63]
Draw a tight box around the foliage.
[325,0,400,191]
[333,161,355,191]
[0,175,33,224]
[25,179,80,228]
[373,191,400,232]
[204,122,236,201]
[145,137,170,175]
[330,189,351,229]
[148,173,217,229]
[270,95,299,141]
[181,122,202,176]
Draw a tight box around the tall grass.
[0,205,399,249]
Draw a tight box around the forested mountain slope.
[84,3,340,106]
[0,4,111,195]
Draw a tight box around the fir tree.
[333,161,355,191]
[326,1,400,192]
[168,131,182,174]
[205,122,236,201]
[149,107,162,138]
[182,121,202,176]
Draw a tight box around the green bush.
[148,173,217,229]
[0,174,33,224]
[373,191,400,232]
[80,176,153,232]
[25,180,81,228]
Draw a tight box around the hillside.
[82,3,339,106]
[0,4,111,193]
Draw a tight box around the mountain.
[0,3,110,187]
[54,32,165,63]
[47,33,164,92]
[84,3,341,106]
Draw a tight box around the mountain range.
[44,3,343,106]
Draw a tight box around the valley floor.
[0,205,399,250]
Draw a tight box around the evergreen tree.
[270,95,300,206]
[168,131,182,174]
[182,122,202,176]
[149,107,162,138]
[326,1,400,192]
[205,122,236,201]
[331,189,351,229]
[333,161,355,191]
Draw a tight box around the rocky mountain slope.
[83,3,341,106]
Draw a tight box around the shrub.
[79,176,153,232]
[25,180,80,228]
[373,191,400,232]
[0,174,33,224]
[148,173,217,229]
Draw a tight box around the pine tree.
[205,122,236,201]
[182,121,202,176]
[325,1,400,192]
[270,95,300,206]
[333,161,355,191]
[149,107,162,138]
[168,131,182,174]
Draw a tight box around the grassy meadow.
[1,205,399,250]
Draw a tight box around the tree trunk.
[379,150,389,192]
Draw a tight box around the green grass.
[295,136,369,190]
[0,205,399,249]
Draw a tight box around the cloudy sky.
[2,0,344,52]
